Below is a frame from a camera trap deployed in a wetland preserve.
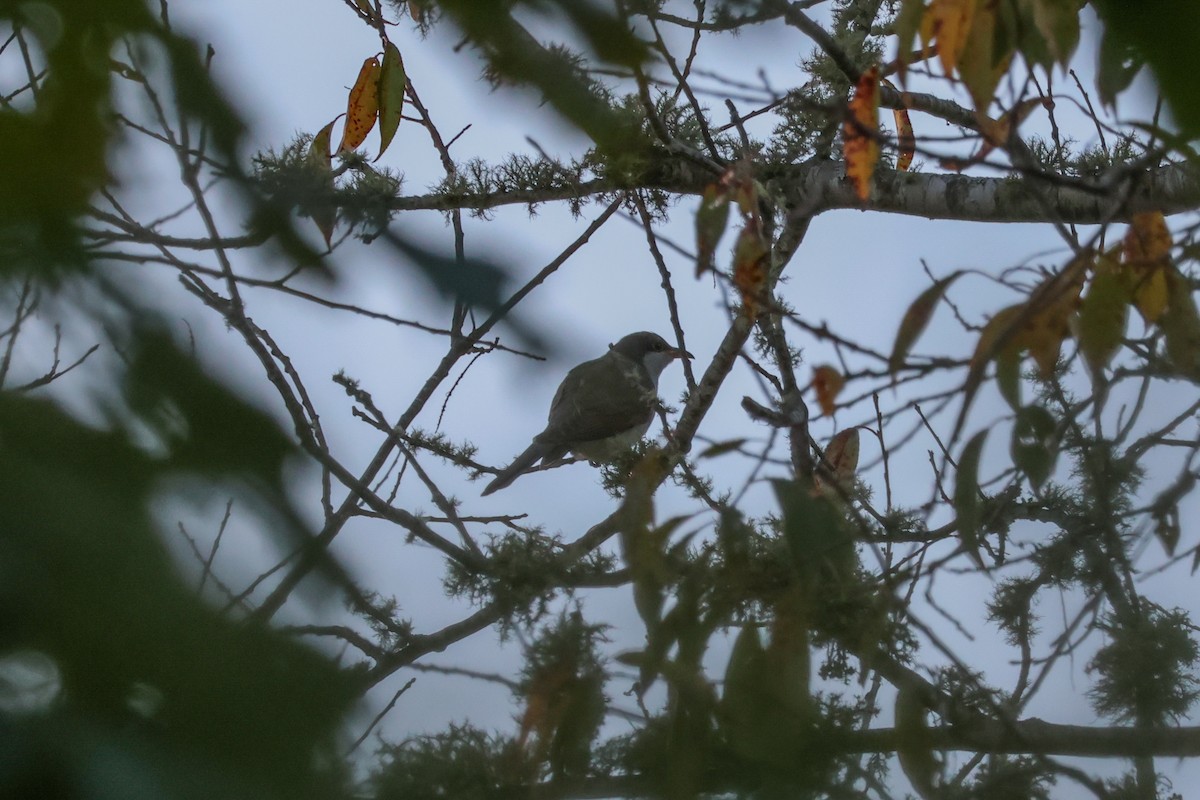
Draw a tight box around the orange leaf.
[894,106,915,171]
[732,221,769,317]
[375,42,407,160]
[337,56,381,155]
[919,0,976,76]
[843,66,880,202]
[812,365,845,416]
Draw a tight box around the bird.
[481,331,692,496]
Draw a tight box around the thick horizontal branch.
[386,160,1200,224]
[851,716,1200,759]
[523,719,1200,800]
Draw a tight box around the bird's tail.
[481,442,547,496]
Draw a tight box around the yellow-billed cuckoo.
[481,331,692,495]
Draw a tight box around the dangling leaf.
[954,430,988,569]
[994,345,1022,411]
[890,271,964,372]
[812,365,845,417]
[1096,27,1144,108]
[957,0,1011,113]
[843,66,881,202]
[375,42,407,160]
[1011,404,1057,490]
[971,256,1087,379]
[307,119,338,247]
[1029,0,1081,66]
[895,684,939,799]
[815,427,860,495]
[893,0,929,79]
[894,106,916,171]
[336,56,381,155]
[695,181,732,276]
[1160,267,1200,380]
[920,0,977,75]
[1123,211,1173,324]
[1077,256,1129,380]
[732,220,769,317]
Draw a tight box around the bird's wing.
[538,354,655,446]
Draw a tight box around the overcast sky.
[47,1,1199,794]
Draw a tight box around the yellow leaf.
[336,56,381,155]
[972,256,1087,378]
[812,365,844,417]
[1124,211,1172,263]
[1134,267,1170,325]
[919,0,976,75]
[957,0,1011,113]
[375,42,407,160]
[843,66,880,202]
[1123,211,1173,324]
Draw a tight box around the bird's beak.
[671,346,694,360]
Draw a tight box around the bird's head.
[611,331,693,380]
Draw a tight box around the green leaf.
[895,684,939,799]
[894,0,928,77]
[1093,0,1200,134]
[954,430,988,569]
[695,183,731,275]
[697,438,747,459]
[1161,268,1200,379]
[1011,404,1058,490]
[376,41,407,160]
[1077,263,1129,380]
[995,346,1022,412]
[771,479,855,584]
[307,119,337,246]
[889,271,964,372]
[1029,0,1081,66]
[1096,28,1144,107]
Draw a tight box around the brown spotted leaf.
[894,105,916,171]
[337,56,381,155]
[843,66,880,202]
